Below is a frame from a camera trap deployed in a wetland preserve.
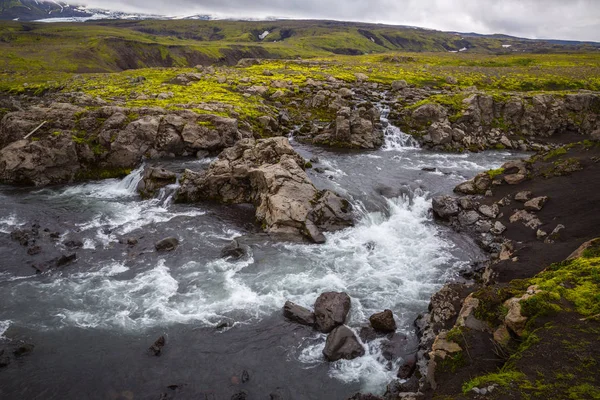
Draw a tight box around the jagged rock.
[322,325,365,361]
[411,103,447,127]
[149,336,166,356]
[479,204,499,218]
[504,173,526,185]
[155,237,179,252]
[510,210,542,229]
[369,310,397,333]
[545,224,565,243]
[491,221,507,235]
[456,294,488,331]
[283,301,315,326]
[515,191,533,202]
[524,196,548,212]
[428,122,453,145]
[314,292,351,333]
[176,138,353,242]
[56,253,77,267]
[431,196,460,220]
[313,106,384,149]
[137,167,177,199]
[220,240,250,260]
[63,239,83,249]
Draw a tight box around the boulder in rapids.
[155,237,179,252]
[220,240,251,261]
[314,291,351,333]
[322,325,365,361]
[369,310,397,333]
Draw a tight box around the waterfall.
[379,105,420,150]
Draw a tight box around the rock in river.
[314,291,351,333]
[322,325,365,362]
[369,310,397,333]
[283,301,315,326]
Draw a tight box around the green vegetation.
[543,147,568,161]
[486,168,505,179]
[461,243,600,399]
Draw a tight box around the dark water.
[0,123,525,399]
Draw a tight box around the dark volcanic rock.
[369,310,397,333]
[149,335,166,356]
[155,237,179,252]
[322,325,365,362]
[63,239,84,249]
[283,301,315,326]
[56,253,77,267]
[220,240,250,261]
[314,291,351,333]
[432,196,460,220]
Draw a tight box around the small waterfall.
[114,166,144,195]
[379,105,420,150]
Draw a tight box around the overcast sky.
[78,0,600,41]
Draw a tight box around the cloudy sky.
[79,0,600,41]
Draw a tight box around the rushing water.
[0,120,525,399]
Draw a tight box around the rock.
[231,391,247,400]
[241,370,250,383]
[13,343,34,357]
[155,237,179,252]
[322,325,365,361]
[456,294,488,331]
[338,88,354,98]
[510,210,542,230]
[504,173,527,185]
[283,301,315,326]
[454,180,478,195]
[56,253,77,267]
[591,129,600,141]
[314,292,351,333]
[493,325,511,347]
[431,196,459,220]
[27,245,42,255]
[479,204,499,219]
[63,239,83,249]
[369,310,397,333]
[458,210,480,226]
[491,221,507,235]
[567,238,600,260]
[524,196,548,212]
[445,76,458,85]
[0,351,10,368]
[398,357,418,379]
[137,167,177,199]
[391,80,408,90]
[176,138,353,241]
[149,336,166,356]
[545,224,565,244]
[220,240,250,260]
[412,103,447,126]
[537,229,548,240]
[503,298,527,337]
[515,191,533,202]
[428,122,453,145]
[354,73,369,81]
[386,376,420,396]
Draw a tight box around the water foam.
[0,320,10,340]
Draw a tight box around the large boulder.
[176,138,353,242]
[314,292,351,333]
[369,310,397,333]
[313,106,384,149]
[322,325,365,361]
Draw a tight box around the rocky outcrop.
[175,137,353,242]
[311,106,384,149]
[397,92,600,151]
[137,166,177,199]
[0,104,247,186]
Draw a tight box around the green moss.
[462,369,527,393]
[543,147,568,161]
[486,167,505,179]
[437,351,467,373]
[567,384,600,399]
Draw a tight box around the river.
[0,115,524,399]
